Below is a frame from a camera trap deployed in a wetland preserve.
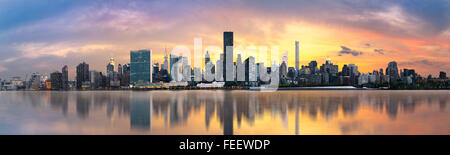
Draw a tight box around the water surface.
[0,90,449,135]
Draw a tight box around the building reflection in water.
[130,92,151,130]
[223,91,234,135]
[76,92,90,119]
[4,90,448,134]
[49,92,68,116]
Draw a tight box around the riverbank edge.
[1,87,449,91]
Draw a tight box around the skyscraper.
[182,56,190,82]
[130,49,152,86]
[121,64,131,87]
[29,73,41,90]
[205,60,215,82]
[163,49,169,72]
[223,32,234,82]
[153,62,160,74]
[342,65,350,76]
[308,61,318,74]
[244,56,256,82]
[280,61,288,83]
[76,62,90,89]
[169,54,181,74]
[50,71,63,90]
[204,50,215,77]
[205,51,211,64]
[118,64,123,75]
[89,70,102,89]
[107,58,115,77]
[439,71,447,79]
[62,65,69,90]
[236,54,245,81]
[118,64,123,85]
[215,54,224,81]
[295,41,299,71]
[348,64,359,76]
[386,61,399,83]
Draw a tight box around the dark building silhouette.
[440,71,447,79]
[223,32,233,82]
[118,64,123,76]
[386,61,399,83]
[402,68,416,82]
[62,65,69,90]
[121,64,131,86]
[50,71,63,90]
[76,62,90,89]
[342,64,350,76]
[223,92,234,135]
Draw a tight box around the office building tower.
[348,64,359,76]
[163,48,169,72]
[308,61,318,74]
[153,62,160,74]
[244,56,256,82]
[256,63,260,81]
[259,63,270,82]
[270,63,280,85]
[402,69,416,81]
[204,51,215,76]
[130,50,152,86]
[194,67,202,82]
[320,59,339,84]
[236,54,245,81]
[205,51,211,64]
[118,64,123,76]
[280,61,288,82]
[89,70,102,89]
[121,64,131,86]
[29,73,41,90]
[386,61,399,83]
[215,54,224,81]
[182,56,191,82]
[342,65,350,76]
[171,59,182,82]
[170,54,181,74]
[50,71,63,90]
[62,65,69,90]
[107,58,115,78]
[76,62,90,89]
[439,71,447,79]
[205,61,215,82]
[223,32,234,81]
[295,41,299,71]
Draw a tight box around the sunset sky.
[0,0,449,80]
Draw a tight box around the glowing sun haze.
[0,0,449,79]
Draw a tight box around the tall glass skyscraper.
[76,62,89,89]
[130,50,152,86]
[62,65,69,90]
[223,32,233,82]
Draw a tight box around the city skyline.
[0,0,449,79]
